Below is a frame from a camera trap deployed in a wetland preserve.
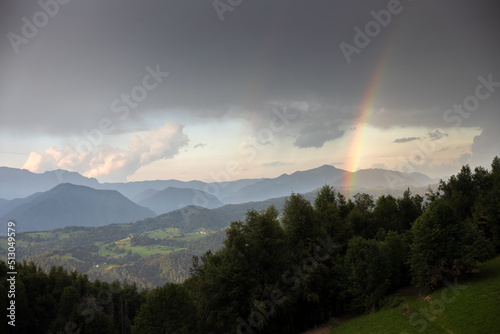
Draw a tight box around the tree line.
[0,262,146,334]
[2,157,499,333]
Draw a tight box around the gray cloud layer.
[394,137,420,144]
[1,0,499,162]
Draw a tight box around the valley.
[0,164,440,289]
[1,158,499,333]
[2,3,498,332]
[0,225,226,288]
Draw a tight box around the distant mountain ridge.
[225,165,349,204]
[335,168,439,189]
[0,166,264,202]
[0,167,99,200]
[0,192,43,219]
[0,165,443,210]
[0,183,155,233]
[138,187,224,215]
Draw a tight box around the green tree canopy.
[409,199,494,290]
[131,283,197,334]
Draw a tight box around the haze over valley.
[0,164,441,233]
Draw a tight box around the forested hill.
[1,157,499,334]
[132,157,500,333]
[5,196,291,289]
[0,183,156,233]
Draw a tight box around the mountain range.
[0,165,442,233]
[137,187,224,215]
[0,167,100,199]
[0,165,440,200]
[0,183,155,233]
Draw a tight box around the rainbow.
[342,41,394,196]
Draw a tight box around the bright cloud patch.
[22,123,189,181]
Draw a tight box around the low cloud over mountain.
[22,123,189,182]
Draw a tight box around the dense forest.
[2,157,499,333]
[21,229,228,288]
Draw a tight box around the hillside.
[225,165,349,203]
[99,179,211,200]
[0,192,44,218]
[0,198,13,216]
[5,196,291,258]
[1,195,294,287]
[1,159,498,333]
[0,183,155,233]
[132,188,161,203]
[334,168,440,189]
[138,186,224,215]
[13,229,228,288]
[106,178,264,201]
[327,256,500,334]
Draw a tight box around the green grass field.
[329,256,500,334]
[141,228,182,239]
[0,227,212,261]
[96,238,175,257]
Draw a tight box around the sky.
[1,0,499,183]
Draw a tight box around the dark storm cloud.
[293,122,344,148]
[471,123,500,168]
[428,130,448,141]
[1,0,499,150]
[394,137,420,144]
